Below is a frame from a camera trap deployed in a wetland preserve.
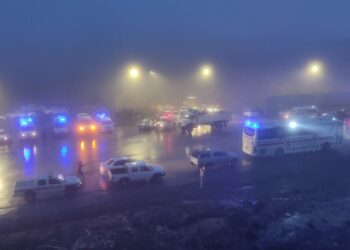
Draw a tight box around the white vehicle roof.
[125,160,147,168]
[101,117,112,122]
[76,113,91,118]
[246,116,338,130]
[291,106,318,111]
[108,156,130,162]
[108,160,147,170]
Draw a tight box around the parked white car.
[106,160,166,186]
[190,148,239,169]
[13,174,82,203]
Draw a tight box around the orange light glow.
[78,125,85,132]
[90,125,96,131]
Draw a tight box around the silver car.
[190,148,238,170]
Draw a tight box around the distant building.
[266,92,350,114]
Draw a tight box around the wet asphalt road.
[0,124,242,212]
[1,122,350,231]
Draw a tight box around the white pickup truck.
[13,174,82,203]
[178,109,231,134]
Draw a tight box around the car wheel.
[119,178,130,187]
[322,142,331,152]
[228,158,238,167]
[205,163,213,171]
[65,186,77,197]
[25,192,36,204]
[275,148,285,157]
[151,174,162,183]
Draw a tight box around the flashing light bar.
[245,120,260,129]
[55,115,67,123]
[96,113,106,120]
[19,117,33,127]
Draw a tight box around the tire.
[322,142,331,152]
[151,174,162,183]
[205,163,213,171]
[119,178,130,187]
[228,158,238,167]
[275,148,285,157]
[25,192,36,204]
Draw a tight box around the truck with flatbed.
[13,174,82,203]
[178,108,231,134]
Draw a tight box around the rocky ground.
[2,151,350,250]
[1,177,350,250]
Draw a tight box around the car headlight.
[21,133,26,137]
[32,132,37,136]
[3,137,7,141]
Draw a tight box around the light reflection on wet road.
[0,124,243,212]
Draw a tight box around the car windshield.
[191,150,201,158]
[56,174,65,182]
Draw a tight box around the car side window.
[38,179,47,186]
[200,153,211,159]
[213,152,221,157]
[110,167,128,175]
[131,167,138,173]
[214,151,228,157]
[114,160,127,166]
[140,166,150,172]
[49,178,61,185]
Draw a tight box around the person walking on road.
[77,160,84,181]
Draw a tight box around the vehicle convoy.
[154,119,176,132]
[178,108,231,134]
[138,119,155,132]
[190,148,239,169]
[242,116,343,157]
[0,129,11,144]
[105,160,166,186]
[75,113,98,135]
[100,156,134,175]
[13,174,82,203]
[18,116,38,140]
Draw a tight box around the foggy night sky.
[0,0,350,111]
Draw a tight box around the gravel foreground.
[1,165,350,250]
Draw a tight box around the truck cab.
[52,114,69,135]
[19,116,38,140]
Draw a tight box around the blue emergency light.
[55,115,67,123]
[96,112,106,120]
[245,120,260,129]
[20,117,33,127]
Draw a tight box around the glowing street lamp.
[129,67,140,79]
[306,61,324,77]
[199,65,214,79]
